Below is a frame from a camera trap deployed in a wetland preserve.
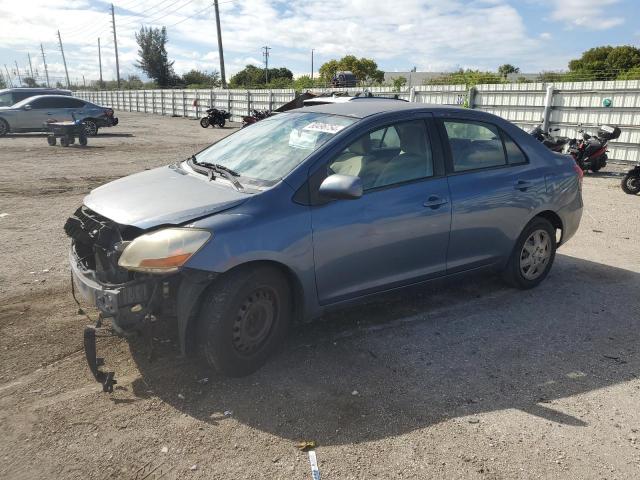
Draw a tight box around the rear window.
[0,92,13,107]
[502,133,527,164]
[444,120,507,172]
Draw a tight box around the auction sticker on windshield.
[303,122,348,134]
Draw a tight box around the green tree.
[618,66,640,80]
[568,45,640,80]
[135,26,175,87]
[426,69,504,87]
[318,55,384,84]
[182,69,221,88]
[293,75,319,90]
[497,64,520,79]
[392,76,407,92]
[23,77,38,87]
[229,64,293,88]
[0,74,7,89]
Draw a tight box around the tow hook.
[83,325,116,393]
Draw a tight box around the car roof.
[10,94,87,108]
[0,88,71,93]
[295,99,469,119]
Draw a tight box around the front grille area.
[65,206,143,284]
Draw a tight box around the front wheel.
[197,266,291,377]
[199,117,210,128]
[0,118,9,137]
[622,173,640,195]
[502,217,556,289]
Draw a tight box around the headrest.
[348,135,371,155]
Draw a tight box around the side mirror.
[319,174,363,200]
[23,104,32,111]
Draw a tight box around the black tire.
[590,164,601,172]
[0,118,9,137]
[197,266,291,377]
[621,173,640,195]
[60,135,70,147]
[502,217,557,289]
[83,120,98,136]
[47,136,56,146]
[78,134,88,146]
[199,117,210,128]
[217,118,225,128]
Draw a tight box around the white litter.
[190,464,198,471]
[308,450,321,480]
[0,213,8,218]
[351,390,359,396]
[161,446,168,453]
[223,410,233,416]
[177,393,185,400]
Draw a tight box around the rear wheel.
[83,120,98,136]
[502,217,556,289]
[197,266,291,377]
[217,118,225,128]
[47,135,56,146]
[622,173,640,195]
[60,135,70,147]
[0,119,9,137]
[199,117,210,128]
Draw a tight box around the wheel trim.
[625,176,639,192]
[232,287,278,356]
[520,229,551,281]
[84,121,97,135]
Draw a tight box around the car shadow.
[586,170,626,179]
[96,133,135,138]
[128,254,639,445]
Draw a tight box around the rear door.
[437,116,545,272]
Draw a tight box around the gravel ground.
[0,111,639,480]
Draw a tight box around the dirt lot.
[0,111,639,480]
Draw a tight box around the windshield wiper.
[189,157,244,191]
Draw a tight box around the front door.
[310,118,451,304]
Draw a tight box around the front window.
[0,92,13,107]
[193,112,357,185]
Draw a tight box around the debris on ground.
[197,377,209,384]
[190,464,198,471]
[223,410,233,416]
[308,450,321,480]
[161,446,168,454]
[177,393,185,400]
[296,441,317,452]
[351,390,359,396]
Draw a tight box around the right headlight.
[118,228,211,273]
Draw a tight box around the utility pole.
[40,44,50,87]
[311,49,314,80]
[14,61,22,86]
[98,37,103,86]
[213,0,226,88]
[57,30,71,88]
[262,46,271,84]
[28,53,34,79]
[111,3,121,87]
[82,75,86,88]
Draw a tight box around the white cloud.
[0,0,555,83]
[548,0,624,30]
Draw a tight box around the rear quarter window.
[444,120,507,172]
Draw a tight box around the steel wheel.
[519,229,551,281]
[232,287,277,356]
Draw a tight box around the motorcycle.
[567,124,620,173]
[200,108,231,128]
[241,109,272,128]
[621,165,640,195]
[528,124,570,153]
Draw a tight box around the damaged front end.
[65,206,178,392]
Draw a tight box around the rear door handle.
[514,180,532,191]
[423,196,448,209]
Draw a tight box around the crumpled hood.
[84,165,249,229]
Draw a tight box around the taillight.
[105,108,114,117]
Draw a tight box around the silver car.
[0,95,118,136]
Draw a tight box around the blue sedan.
[66,99,582,389]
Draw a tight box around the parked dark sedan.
[66,99,582,391]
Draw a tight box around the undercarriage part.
[83,325,116,393]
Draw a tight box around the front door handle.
[423,196,448,209]
[514,180,532,191]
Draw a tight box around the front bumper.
[69,248,153,333]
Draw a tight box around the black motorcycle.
[200,108,231,128]
[567,125,620,172]
[529,124,570,153]
[621,165,640,195]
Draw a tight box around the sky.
[0,0,639,86]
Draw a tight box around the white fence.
[75,80,640,163]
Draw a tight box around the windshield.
[193,112,357,183]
